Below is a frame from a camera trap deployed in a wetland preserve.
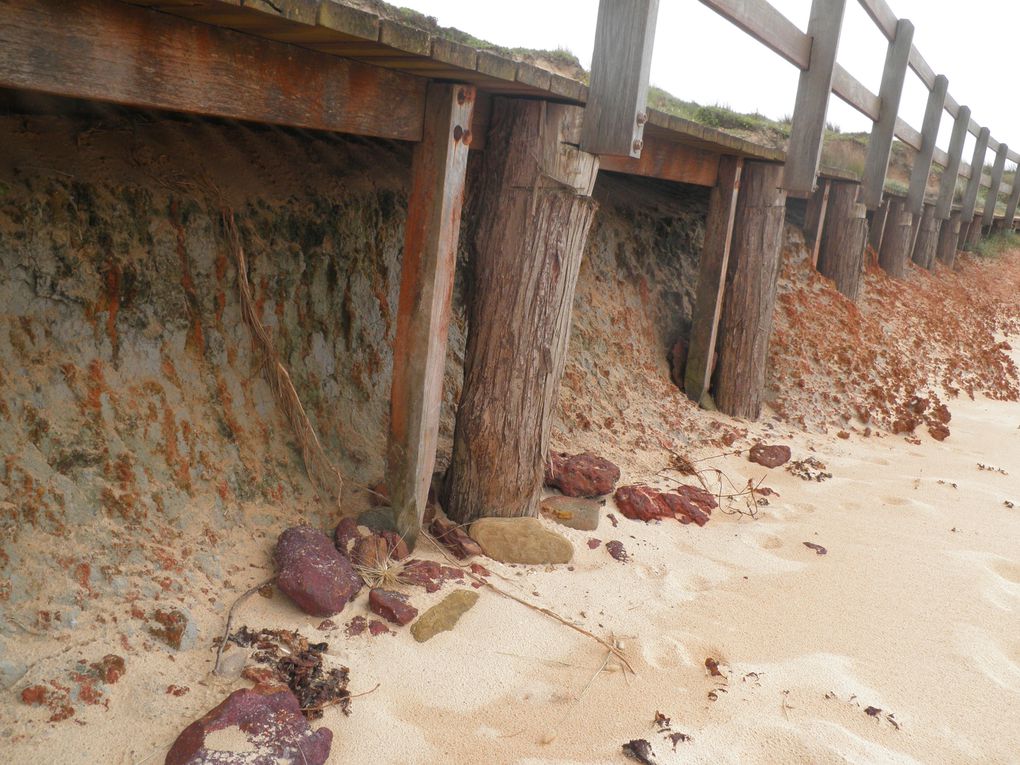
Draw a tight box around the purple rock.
[275,525,362,617]
[165,685,332,765]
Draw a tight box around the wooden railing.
[583,0,1018,228]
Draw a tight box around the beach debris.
[936,480,958,489]
[977,463,1009,475]
[345,616,367,636]
[614,484,716,526]
[622,738,657,764]
[607,513,619,527]
[1005,500,1015,509]
[402,559,465,592]
[148,608,195,650]
[368,588,418,626]
[864,705,881,716]
[469,517,573,564]
[704,657,724,677]
[668,731,692,748]
[540,495,602,531]
[748,443,791,468]
[275,525,362,617]
[20,654,126,722]
[368,620,390,636]
[317,619,337,632]
[429,505,484,559]
[803,542,828,555]
[606,540,629,562]
[653,711,670,730]
[411,589,479,642]
[587,538,602,550]
[786,457,832,482]
[229,627,350,719]
[164,685,333,765]
[545,451,621,497]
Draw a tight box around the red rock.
[165,685,332,765]
[21,685,47,706]
[91,654,126,684]
[275,526,362,617]
[430,513,483,559]
[379,530,410,561]
[402,559,464,593]
[344,616,367,637]
[928,423,950,441]
[317,619,337,632]
[352,535,389,568]
[368,620,390,636]
[586,538,602,550]
[368,588,418,626]
[748,444,792,469]
[166,685,190,697]
[469,563,490,578]
[333,517,362,558]
[606,540,629,562]
[545,452,621,498]
[149,609,188,649]
[614,485,716,527]
[614,485,670,522]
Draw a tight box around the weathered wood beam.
[581,0,658,157]
[935,104,971,220]
[964,212,983,250]
[714,161,787,419]
[783,0,846,197]
[685,156,744,407]
[878,196,912,278]
[980,142,1008,231]
[1004,168,1020,227]
[911,203,939,270]
[598,137,719,187]
[803,179,832,268]
[387,84,474,547]
[699,0,810,69]
[958,126,990,247]
[906,74,948,215]
[0,0,426,140]
[862,19,914,209]
[817,180,867,300]
[445,99,599,524]
[937,210,962,267]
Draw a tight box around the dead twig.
[213,576,276,676]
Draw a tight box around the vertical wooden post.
[803,179,831,268]
[817,180,867,300]
[861,19,914,209]
[868,196,891,254]
[965,212,983,249]
[906,75,948,216]
[685,156,744,406]
[935,105,971,221]
[958,126,990,247]
[878,196,913,278]
[911,203,939,270]
[783,0,846,196]
[445,99,599,525]
[714,161,787,420]
[387,83,475,546]
[981,142,1008,231]
[580,0,659,157]
[1004,176,1020,228]
[937,210,962,267]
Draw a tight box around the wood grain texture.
[1004,168,1020,227]
[817,181,867,300]
[862,19,914,209]
[598,139,720,187]
[387,84,474,547]
[714,161,787,420]
[784,0,846,197]
[937,211,962,268]
[0,0,425,140]
[906,74,947,215]
[935,105,971,220]
[868,196,891,255]
[832,65,880,121]
[878,198,913,278]
[960,127,990,222]
[803,179,832,268]
[445,99,598,524]
[980,142,1008,230]
[685,156,744,406]
[581,0,658,157]
[699,0,810,68]
[911,203,939,271]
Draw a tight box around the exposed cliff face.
[0,109,712,623]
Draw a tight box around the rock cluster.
[614,484,717,526]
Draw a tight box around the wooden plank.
[818,180,868,300]
[832,65,880,121]
[804,179,832,267]
[475,50,518,81]
[878,197,913,278]
[960,126,990,222]
[581,0,658,157]
[893,117,922,151]
[0,0,426,141]
[862,19,914,209]
[937,210,962,267]
[388,84,475,546]
[784,0,846,197]
[857,0,897,39]
[378,19,430,55]
[981,142,1008,230]
[906,74,948,214]
[431,38,477,70]
[685,156,744,407]
[515,61,553,92]
[317,0,380,40]
[935,105,971,219]
[908,45,936,89]
[598,138,720,186]
[699,0,810,69]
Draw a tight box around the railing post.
[906,74,948,216]
[958,126,990,248]
[934,105,971,221]
[1004,175,1020,228]
[580,0,659,158]
[861,19,914,209]
[980,142,1008,232]
[783,0,846,197]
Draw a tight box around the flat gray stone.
[468,517,574,565]
[540,495,601,531]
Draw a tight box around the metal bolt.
[632,139,644,152]
[636,112,647,126]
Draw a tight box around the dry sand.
[5,340,1018,764]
